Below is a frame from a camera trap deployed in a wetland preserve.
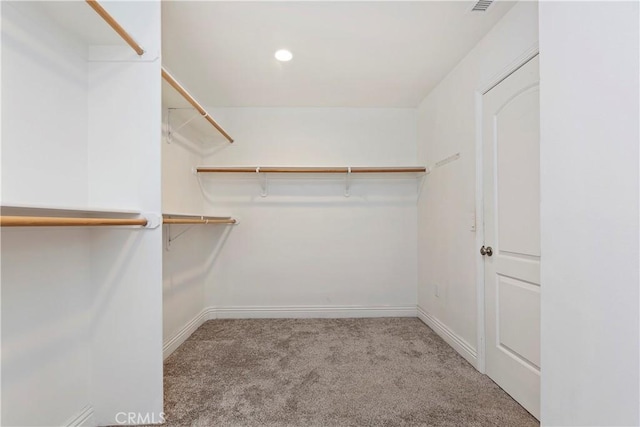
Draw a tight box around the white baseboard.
[163,309,209,360]
[416,305,478,368]
[206,305,417,319]
[64,405,93,427]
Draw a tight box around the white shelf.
[163,212,232,220]
[0,203,142,218]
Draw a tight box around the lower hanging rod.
[0,216,148,227]
[0,215,238,227]
[163,217,236,225]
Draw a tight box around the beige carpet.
[162,318,538,426]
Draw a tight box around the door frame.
[474,44,539,374]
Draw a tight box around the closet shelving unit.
[195,153,459,176]
[195,153,462,176]
[162,214,237,250]
[160,55,237,216]
[160,59,237,229]
[195,166,428,197]
[2,1,167,425]
[0,211,237,228]
[1,0,149,228]
[1,3,239,230]
[163,214,237,225]
[160,72,237,229]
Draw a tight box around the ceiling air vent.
[470,0,494,12]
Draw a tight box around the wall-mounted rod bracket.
[418,152,460,199]
[344,167,352,197]
[257,167,268,197]
[143,213,162,229]
[426,152,461,174]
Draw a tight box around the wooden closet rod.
[196,166,427,174]
[163,217,236,225]
[351,167,427,173]
[260,167,348,174]
[161,68,234,143]
[0,216,148,227]
[85,0,144,56]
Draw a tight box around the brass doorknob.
[480,246,493,256]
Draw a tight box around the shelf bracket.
[428,152,461,173]
[167,108,204,144]
[257,167,268,197]
[165,223,196,251]
[344,167,352,197]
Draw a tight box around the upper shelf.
[0,204,148,227]
[196,166,428,174]
[0,203,142,218]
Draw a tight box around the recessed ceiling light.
[275,49,293,62]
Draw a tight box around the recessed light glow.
[275,49,293,62]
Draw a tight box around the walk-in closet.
[2,1,639,426]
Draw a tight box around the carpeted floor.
[162,318,538,426]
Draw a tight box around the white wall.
[539,2,639,425]
[161,113,210,357]
[1,4,93,425]
[162,112,205,216]
[1,1,88,207]
[416,1,538,366]
[1,228,91,426]
[162,227,208,352]
[200,108,419,316]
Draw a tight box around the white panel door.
[483,55,540,419]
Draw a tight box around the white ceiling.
[162,1,514,108]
